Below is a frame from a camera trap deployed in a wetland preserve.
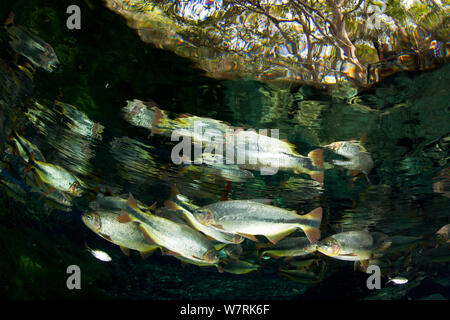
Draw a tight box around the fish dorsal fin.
[149,202,157,211]
[266,228,296,244]
[126,193,140,211]
[116,210,132,223]
[360,133,368,145]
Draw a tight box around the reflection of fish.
[6,25,59,72]
[8,130,46,162]
[316,231,391,262]
[436,224,450,243]
[82,211,159,258]
[193,200,322,244]
[25,154,85,196]
[256,237,317,259]
[164,187,244,244]
[324,139,373,182]
[184,153,254,183]
[227,130,324,184]
[118,194,220,264]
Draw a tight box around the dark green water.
[0,0,448,300]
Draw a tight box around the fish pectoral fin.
[99,233,113,242]
[301,226,321,244]
[116,210,132,223]
[211,224,225,230]
[236,232,258,242]
[119,246,130,257]
[266,228,296,244]
[139,247,158,260]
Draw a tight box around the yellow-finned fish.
[8,130,46,162]
[316,231,391,262]
[217,258,261,275]
[164,186,244,244]
[256,237,317,259]
[82,210,159,258]
[226,129,324,185]
[25,153,86,196]
[193,200,322,244]
[117,194,220,264]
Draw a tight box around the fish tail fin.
[300,207,322,244]
[308,148,323,169]
[24,152,37,172]
[309,172,324,186]
[151,107,165,135]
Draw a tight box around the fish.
[164,186,245,244]
[8,130,46,163]
[24,153,86,196]
[436,224,450,243]
[324,139,373,183]
[89,193,149,213]
[316,231,391,262]
[217,258,261,275]
[221,244,244,259]
[256,237,317,259]
[170,114,231,144]
[0,176,28,204]
[192,200,322,244]
[226,129,324,184]
[386,276,408,285]
[121,99,174,135]
[283,258,318,270]
[82,210,159,258]
[278,268,324,285]
[85,244,112,262]
[54,102,104,139]
[183,153,254,183]
[6,25,59,72]
[117,194,220,264]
